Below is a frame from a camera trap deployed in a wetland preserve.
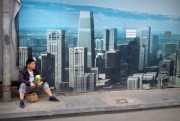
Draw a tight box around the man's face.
[27,61,36,70]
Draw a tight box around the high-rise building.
[163,43,178,59]
[142,30,150,66]
[138,42,145,70]
[69,47,87,88]
[105,50,121,83]
[103,28,117,51]
[118,44,128,78]
[95,55,105,73]
[95,39,103,50]
[18,47,32,68]
[150,35,158,62]
[127,37,140,75]
[147,27,151,63]
[138,29,150,70]
[105,50,120,68]
[78,11,95,68]
[103,29,110,51]
[109,28,117,50]
[41,53,47,71]
[47,30,65,90]
[41,53,55,87]
[118,44,128,63]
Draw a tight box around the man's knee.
[42,82,49,90]
[19,83,26,93]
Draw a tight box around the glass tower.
[78,11,95,68]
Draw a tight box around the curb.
[0,101,180,120]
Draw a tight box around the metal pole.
[2,0,11,102]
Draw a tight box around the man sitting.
[19,59,59,108]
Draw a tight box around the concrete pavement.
[0,88,180,120]
[32,107,180,121]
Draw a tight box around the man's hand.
[30,82,36,88]
[37,81,43,87]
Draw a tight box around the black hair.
[26,59,35,66]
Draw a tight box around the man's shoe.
[20,100,25,108]
[49,96,59,102]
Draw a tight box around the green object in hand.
[33,74,42,85]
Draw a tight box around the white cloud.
[35,0,179,18]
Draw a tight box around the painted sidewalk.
[0,88,180,120]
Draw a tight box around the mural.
[17,0,180,91]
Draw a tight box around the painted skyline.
[17,0,180,91]
[19,0,180,34]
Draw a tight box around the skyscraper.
[105,50,121,83]
[138,29,150,70]
[78,11,95,68]
[95,39,103,51]
[150,35,158,62]
[41,53,55,87]
[142,30,150,66]
[109,28,117,50]
[147,27,151,64]
[47,30,65,90]
[69,47,87,88]
[103,29,110,51]
[138,43,145,70]
[103,28,117,51]
[96,55,105,73]
[118,44,128,63]
[127,37,140,75]
[18,47,32,68]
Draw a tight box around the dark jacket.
[19,67,46,86]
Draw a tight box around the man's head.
[26,59,36,70]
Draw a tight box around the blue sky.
[19,0,180,34]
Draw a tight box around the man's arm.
[19,70,30,86]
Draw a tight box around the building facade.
[47,30,65,90]
[78,11,95,68]
[69,47,87,88]
[103,28,117,51]
[18,47,32,68]
[127,37,140,75]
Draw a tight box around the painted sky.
[19,0,180,33]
